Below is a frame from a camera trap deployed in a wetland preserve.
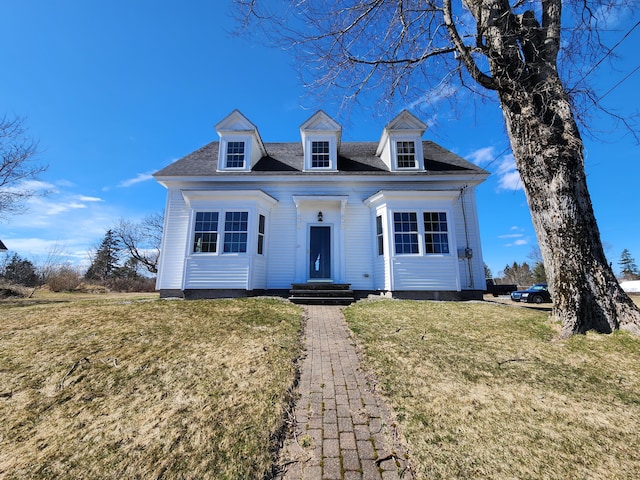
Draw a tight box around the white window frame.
[218,137,252,172]
[390,136,424,171]
[304,136,337,171]
[191,210,251,256]
[391,209,451,256]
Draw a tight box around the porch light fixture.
[317,211,323,222]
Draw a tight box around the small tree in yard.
[1,253,38,287]
[85,230,122,282]
[112,213,163,274]
[237,0,640,337]
[619,249,640,280]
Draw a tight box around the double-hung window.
[392,211,450,255]
[376,215,384,256]
[311,141,330,168]
[193,212,219,253]
[223,212,248,253]
[423,212,449,254]
[396,141,416,168]
[257,214,265,255]
[393,212,419,254]
[193,211,249,254]
[226,141,245,168]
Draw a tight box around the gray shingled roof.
[154,141,486,177]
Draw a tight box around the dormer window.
[311,141,330,168]
[396,141,416,168]
[376,110,427,171]
[300,111,342,172]
[215,110,267,172]
[226,141,245,168]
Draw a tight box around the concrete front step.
[289,296,354,305]
[288,283,355,305]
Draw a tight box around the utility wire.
[599,63,640,100]
[572,20,640,87]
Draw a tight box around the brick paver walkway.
[277,305,412,480]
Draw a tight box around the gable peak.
[385,110,428,132]
[300,110,342,133]
[215,109,259,134]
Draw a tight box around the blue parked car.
[510,283,551,304]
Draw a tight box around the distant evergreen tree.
[484,263,493,279]
[85,230,122,281]
[619,249,640,280]
[532,262,547,283]
[501,262,533,287]
[1,253,38,286]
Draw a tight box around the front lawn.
[344,300,640,479]
[0,295,303,479]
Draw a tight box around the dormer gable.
[376,110,427,172]
[215,110,266,172]
[300,110,342,172]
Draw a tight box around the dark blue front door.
[309,226,331,279]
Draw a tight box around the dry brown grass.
[344,299,640,479]
[0,293,303,479]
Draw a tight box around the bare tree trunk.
[489,25,640,337]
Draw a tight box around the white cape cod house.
[154,109,489,301]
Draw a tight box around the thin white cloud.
[498,233,524,239]
[466,146,494,166]
[76,195,104,202]
[465,148,523,191]
[118,172,154,188]
[495,155,522,191]
[408,84,457,110]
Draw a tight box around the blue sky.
[0,1,638,277]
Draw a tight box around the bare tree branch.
[0,115,46,218]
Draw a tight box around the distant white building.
[154,110,489,300]
[621,280,640,293]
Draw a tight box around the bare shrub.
[46,266,82,292]
[105,276,156,293]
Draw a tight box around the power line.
[599,63,640,100]
[573,20,640,87]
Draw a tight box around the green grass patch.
[0,294,303,479]
[344,299,640,479]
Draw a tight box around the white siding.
[184,256,249,289]
[265,202,297,289]
[343,202,375,290]
[156,177,487,294]
[156,188,189,290]
[391,256,459,290]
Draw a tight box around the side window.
[376,215,384,256]
[226,141,245,168]
[423,212,449,254]
[393,212,419,254]
[193,212,219,253]
[223,211,248,253]
[257,214,265,255]
[396,141,416,168]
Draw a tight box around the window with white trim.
[225,141,245,168]
[393,212,419,254]
[392,210,450,255]
[257,214,265,255]
[311,140,330,168]
[376,215,384,256]
[223,211,249,253]
[193,211,250,254]
[193,212,219,253]
[396,141,416,168]
[423,212,449,254]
